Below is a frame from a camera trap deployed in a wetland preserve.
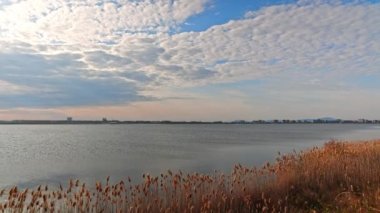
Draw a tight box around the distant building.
[231,120,246,124]
[102,118,108,122]
[67,117,73,122]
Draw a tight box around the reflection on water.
[0,124,379,188]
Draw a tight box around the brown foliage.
[1,140,380,212]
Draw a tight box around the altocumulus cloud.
[0,0,379,109]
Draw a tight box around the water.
[0,124,379,188]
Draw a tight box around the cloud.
[161,1,380,85]
[0,51,145,108]
[0,80,35,95]
[84,50,133,70]
[0,0,379,114]
[0,0,210,45]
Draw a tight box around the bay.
[0,124,379,188]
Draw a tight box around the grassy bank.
[1,140,380,212]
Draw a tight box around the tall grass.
[1,140,380,212]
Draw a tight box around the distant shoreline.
[0,119,379,125]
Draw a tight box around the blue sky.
[179,0,297,32]
[0,0,379,120]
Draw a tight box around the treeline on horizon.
[0,118,379,125]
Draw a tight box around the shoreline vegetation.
[1,140,380,212]
[0,119,380,125]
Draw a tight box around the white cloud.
[0,0,379,111]
[160,1,380,86]
[0,0,210,45]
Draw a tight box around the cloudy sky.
[0,0,379,121]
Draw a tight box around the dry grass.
[1,140,380,212]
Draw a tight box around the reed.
[1,140,380,212]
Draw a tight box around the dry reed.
[1,139,380,212]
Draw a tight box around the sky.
[0,0,379,121]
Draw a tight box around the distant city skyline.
[1,119,379,125]
[0,0,379,120]
[1,116,379,124]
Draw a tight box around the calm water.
[0,124,380,188]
